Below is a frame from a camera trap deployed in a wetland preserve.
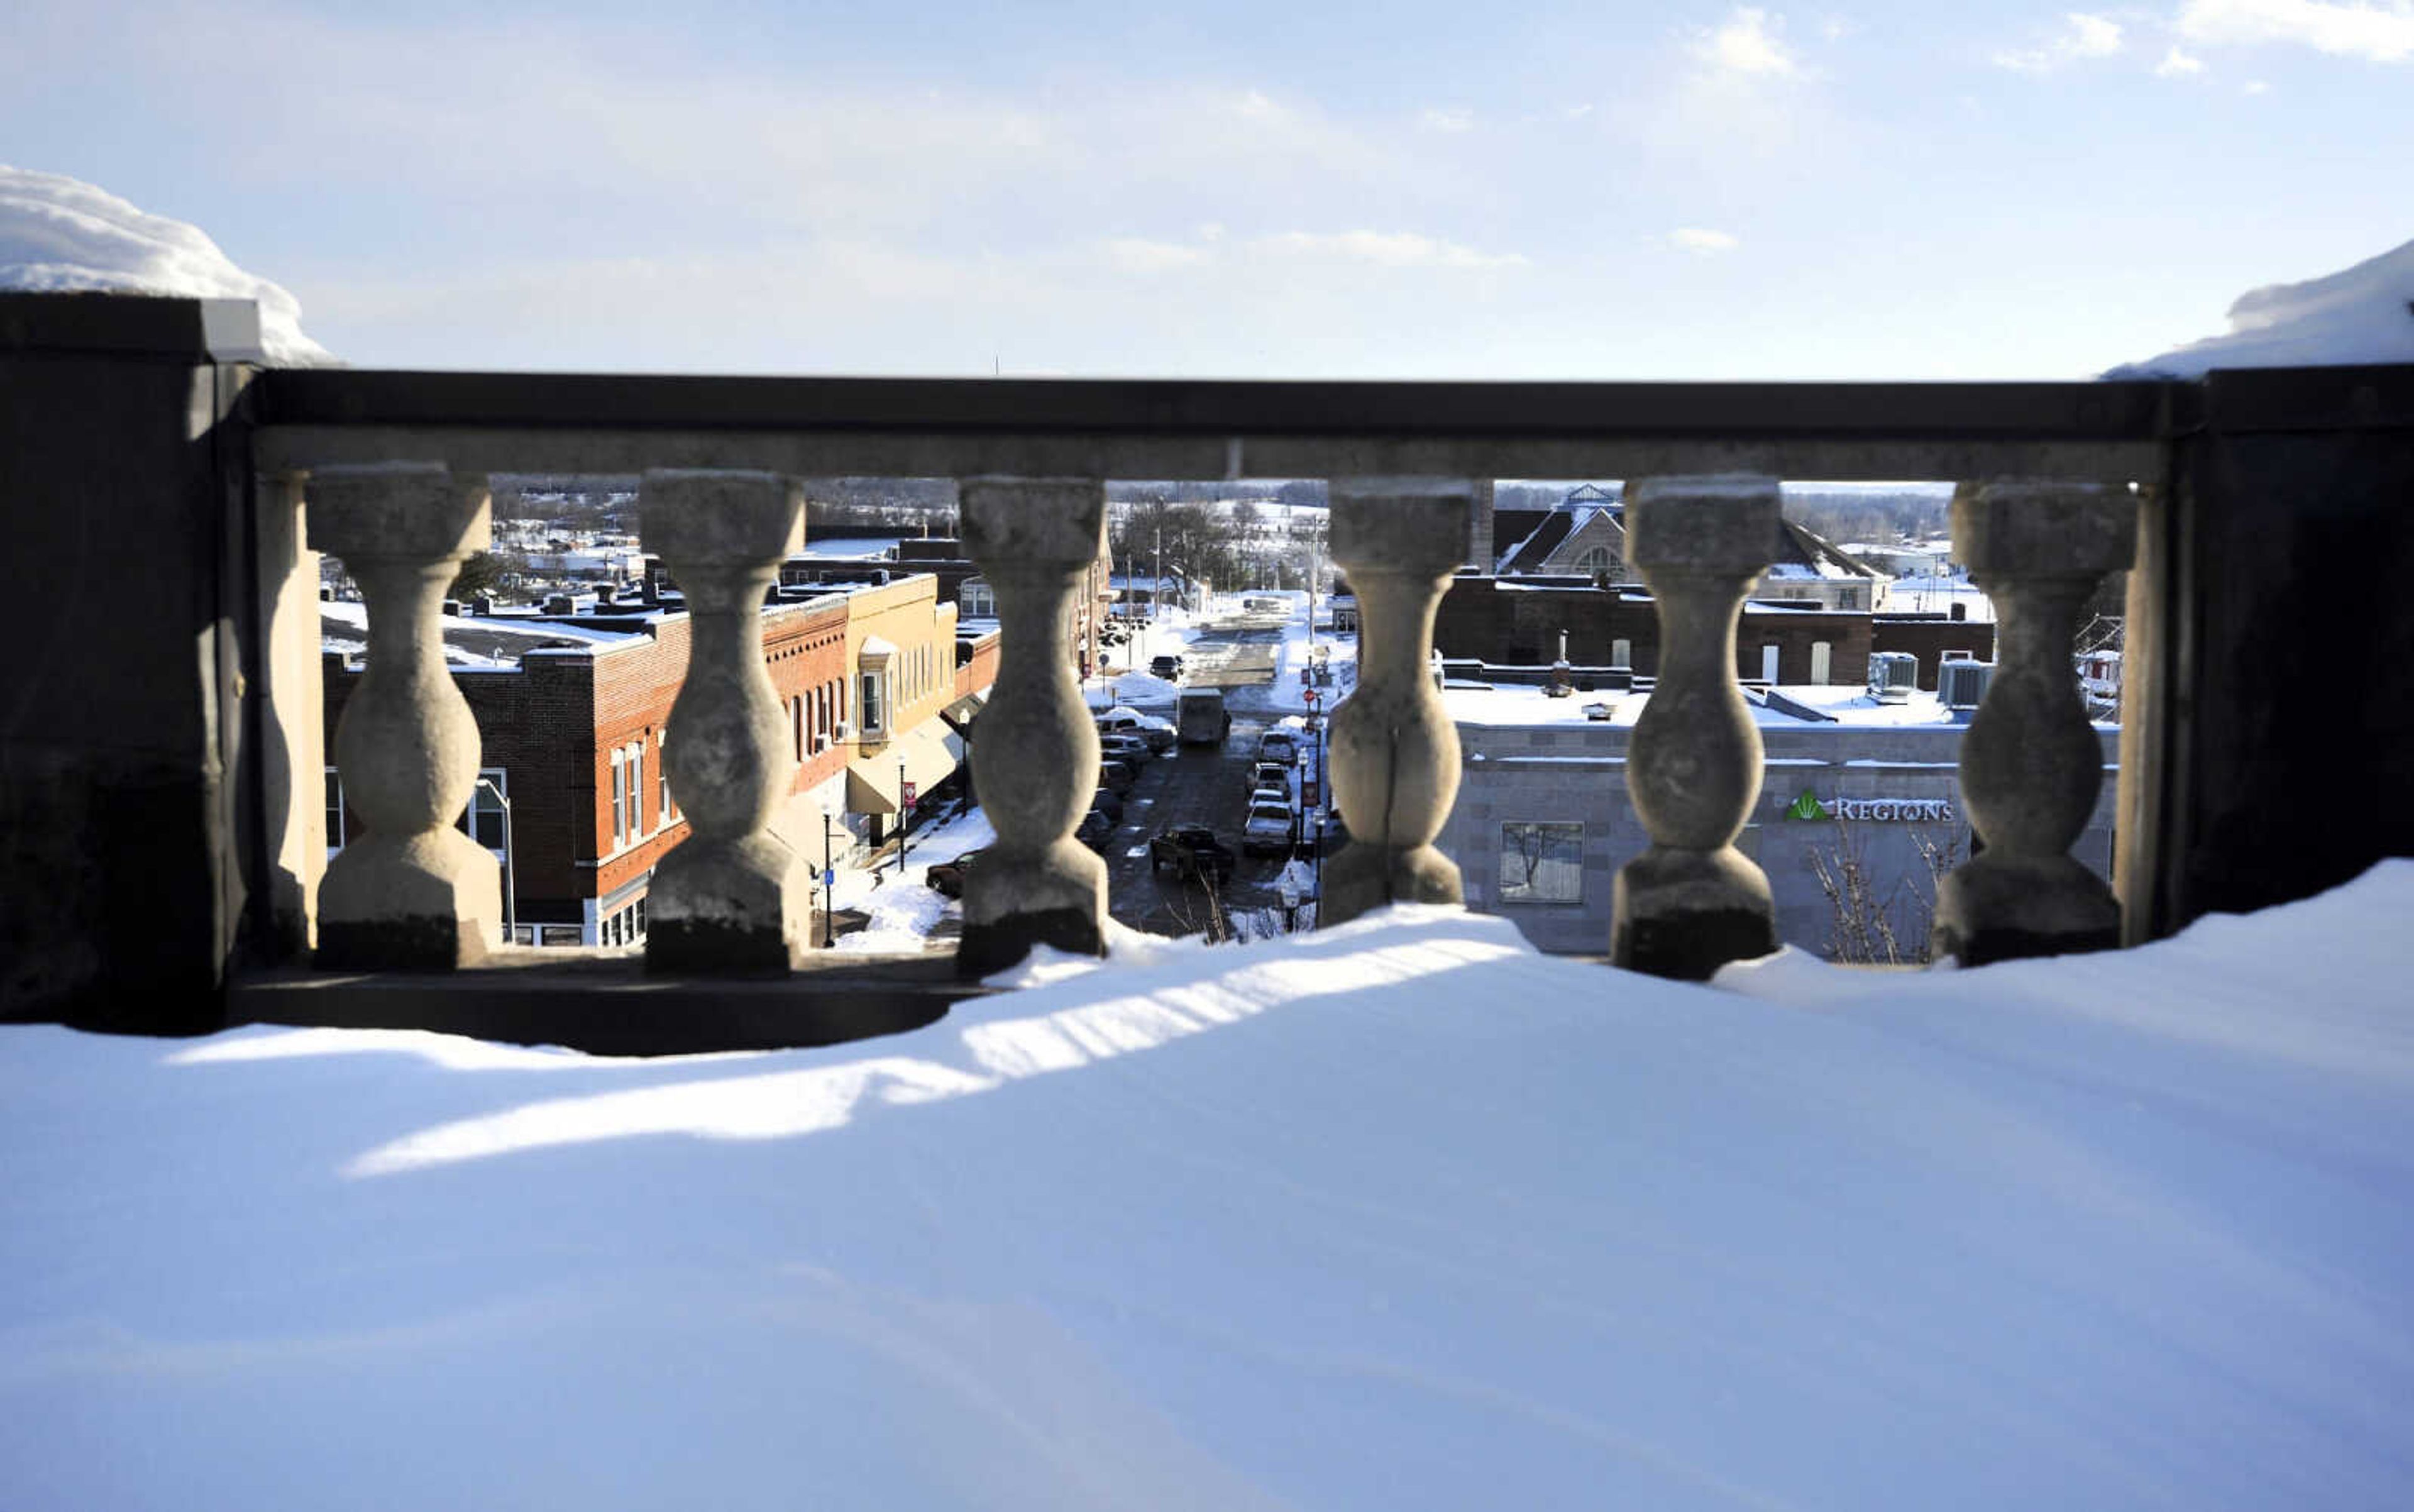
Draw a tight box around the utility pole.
[821,812,837,947]
[1154,525,1163,644]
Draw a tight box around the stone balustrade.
[1613,475,1782,979]
[1934,480,2137,966]
[639,470,814,974]
[956,477,1111,975]
[1323,480,1475,925]
[311,463,502,969]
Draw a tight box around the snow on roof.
[6,862,2412,1506]
[2107,236,2414,378]
[0,165,336,366]
[319,603,648,663]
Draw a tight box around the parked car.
[1100,733,1154,768]
[1250,783,1292,812]
[1242,802,1298,857]
[1150,825,1237,882]
[1089,785,1125,823]
[1257,729,1301,765]
[1098,758,1137,794]
[924,847,986,898]
[1076,810,1114,851]
[1096,705,1178,752]
[1150,653,1185,680]
[1251,761,1292,792]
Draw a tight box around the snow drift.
[4,864,2412,1509]
[0,165,336,366]
[2106,236,2414,377]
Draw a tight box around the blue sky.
[5,0,2407,376]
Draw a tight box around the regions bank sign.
[1786,789,1955,824]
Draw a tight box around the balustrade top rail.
[250,370,2196,482]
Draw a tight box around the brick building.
[1870,615,1999,690]
[1429,575,1874,687]
[324,574,987,948]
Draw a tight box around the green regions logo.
[1785,788,1831,822]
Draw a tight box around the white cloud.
[2244,75,2274,89]
[2176,0,2414,62]
[2156,44,2210,72]
[1103,238,1210,273]
[1421,107,1475,132]
[1993,12,2127,70]
[1694,8,1804,77]
[1668,227,1742,254]
[1252,230,1528,269]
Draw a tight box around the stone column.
[312,463,500,969]
[957,477,1110,976]
[641,470,812,975]
[1613,475,1781,979]
[1935,480,2136,966]
[1323,479,1474,926]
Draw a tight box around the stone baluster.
[641,470,812,974]
[956,478,1110,976]
[1613,475,1781,979]
[1323,479,1475,926]
[311,463,501,969]
[1934,480,2136,966]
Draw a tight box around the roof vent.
[1867,651,1921,704]
[1939,659,1995,711]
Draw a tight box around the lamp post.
[821,810,837,949]
[477,773,516,946]
[896,756,910,878]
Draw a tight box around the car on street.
[1150,653,1185,680]
[1076,810,1114,851]
[1089,786,1125,823]
[1249,783,1292,812]
[1098,759,1137,794]
[1252,761,1292,792]
[1096,706,1177,752]
[1242,801,1297,857]
[1149,825,1237,883]
[1257,729,1300,765]
[924,847,987,898]
[1099,733,1154,768]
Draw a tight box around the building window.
[793,695,805,763]
[1500,822,1585,905]
[625,742,644,839]
[460,768,507,851]
[325,768,346,853]
[609,748,626,847]
[658,731,674,820]
[1573,546,1614,575]
[859,670,886,737]
[962,580,995,617]
[1611,638,1633,669]
[1760,644,1781,683]
[1810,640,1833,685]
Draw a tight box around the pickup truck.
[1149,825,1237,883]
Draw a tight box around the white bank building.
[1435,682,2119,960]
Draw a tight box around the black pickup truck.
[1149,825,1237,883]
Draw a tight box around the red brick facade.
[1870,616,1998,690]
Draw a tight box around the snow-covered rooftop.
[1447,682,2003,731]
[4,863,2410,1507]
[0,165,335,367]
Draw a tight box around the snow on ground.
[6,864,2413,1509]
[825,803,996,952]
[0,165,337,366]
[2106,236,2414,378]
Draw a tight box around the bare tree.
[1805,818,1961,965]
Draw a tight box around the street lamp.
[476,774,515,945]
[821,810,838,949]
[896,756,910,878]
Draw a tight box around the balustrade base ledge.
[645,834,814,976]
[1934,855,2121,968]
[1321,842,1462,929]
[955,908,1106,980]
[644,919,807,978]
[1611,845,1778,981]
[316,916,493,973]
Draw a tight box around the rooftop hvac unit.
[1868,651,1921,704]
[1939,659,1996,710]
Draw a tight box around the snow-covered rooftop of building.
[320,602,651,666]
[1448,682,2003,731]
[5,863,2410,1508]
[2106,236,2414,378]
[796,537,902,560]
[0,165,335,367]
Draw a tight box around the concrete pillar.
[311,463,501,969]
[1936,480,2136,966]
[1612,475,1781,979]
[640,470,813,974]
[1323,478,1474,925]
[957,477,1110,975]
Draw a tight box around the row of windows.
[607,734,675,851]
[602,897,647,947]
[792,677,847,761]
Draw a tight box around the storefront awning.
[844,720,961,815]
